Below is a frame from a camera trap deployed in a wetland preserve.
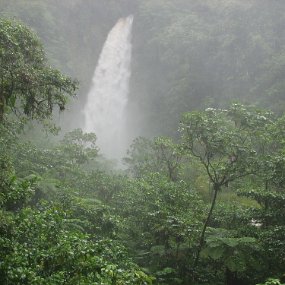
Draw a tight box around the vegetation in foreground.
[0,15,285,285]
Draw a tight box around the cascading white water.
[83,15,133,160]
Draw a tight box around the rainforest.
[0,1,285,285]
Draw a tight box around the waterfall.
[83,15,133,160]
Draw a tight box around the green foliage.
[12,128,98,184]
[201,234,260,272]
[2,102,284,285]
[257,278,285,285]
[115,172,204,283]
[2,1,285,283]
[0,204,153,285]
[124,136,184,181]
[59,128,98,165]
[127,0,285,137]
[0,18,78,123]
[0,121,152,283]
[180,104,274,187]
[3,0,285,136]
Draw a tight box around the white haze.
[83,15,133,160]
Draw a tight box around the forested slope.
[2,0,285,136]
[1,1,285,285]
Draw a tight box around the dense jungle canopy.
[0,1,285,285]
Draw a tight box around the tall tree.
[179,104,274,269]
[0,18,77,123]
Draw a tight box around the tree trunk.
[0,93,5,122]
[193,183,220,268]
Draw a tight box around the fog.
[2,3,285,283]
[1,0,285,159]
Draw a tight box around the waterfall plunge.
[84,15,133,160]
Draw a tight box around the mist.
[2,1,285,284]
[1,0,285,158]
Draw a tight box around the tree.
[0,18,78,122]
[179,103,274,270]
[0,125,153,284]
[124,136,183,181]
[0,203,153,285]
[114,173,204,284]
[257,278,285,285]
